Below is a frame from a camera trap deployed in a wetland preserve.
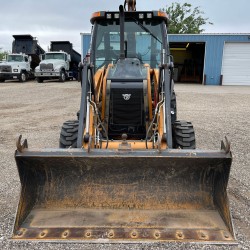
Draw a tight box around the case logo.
[122,94,131,101]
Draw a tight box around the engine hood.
[38,59,65,71]
[0,61,26,67]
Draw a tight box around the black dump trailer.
[12,35,45,70]
[50,41,81,79]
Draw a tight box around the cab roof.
[90,10,169,25]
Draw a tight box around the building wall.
[81,33,250,85]
[80,33,91,62]
[169,34,250,85]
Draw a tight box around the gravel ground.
[0,80,249,250]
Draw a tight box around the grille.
[109,88,143,126]
[0,65,12,73]
[40,63,53,71]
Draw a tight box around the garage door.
[221,43,250,85]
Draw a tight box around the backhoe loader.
[13,1,235,243]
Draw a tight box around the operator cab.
[89,8,170,140]
[90,10,169,71]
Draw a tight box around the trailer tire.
[37,77,44,83]
[19,72,27,82]
[172,120,196,149]
[59,120,79,148]
[59,70,66,82]
[0,79,5,83]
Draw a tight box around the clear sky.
[0,0,250,53]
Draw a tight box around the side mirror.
[67,54,71,62]
[3,55,7,61]
[29,56,32,62]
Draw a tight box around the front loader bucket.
[13,140,235,243]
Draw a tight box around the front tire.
[172,120,196,149]
[59,70,66,82]
[19,72,27,82]
[37,77,44,83]
[59,120,79,148]
[0,79,5,83]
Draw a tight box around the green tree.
[164,2,213,34]
[0,49,8,61]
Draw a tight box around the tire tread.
[173,120,196,149]
[59,120,79,148]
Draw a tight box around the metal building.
[81,33,250,86]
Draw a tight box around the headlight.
[13,69,18,72]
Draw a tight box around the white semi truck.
[35,51,72,83]
[35,41,80,83]
[0,35,44,83]
[0,53,31,82]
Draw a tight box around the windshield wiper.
[131,18,162,44]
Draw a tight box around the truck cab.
[35,51,72,83]
[0,53,31,82]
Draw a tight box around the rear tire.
[172,120,196,149]
[0,79,5,82]
[59,120,79,148]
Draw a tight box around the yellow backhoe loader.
[13,1,235,244]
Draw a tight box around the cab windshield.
[7,55,24,62]
[45,53,65,60]
[93,19,164,70]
